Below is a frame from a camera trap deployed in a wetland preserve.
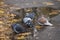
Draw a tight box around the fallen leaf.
[0,10,4,14]
[35,25,42,29]
[42,2,54,5]
[17,36,25,39]
[19,32,31,36]
[0,21,4,24]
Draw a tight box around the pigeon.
[23,12,35,27]
[38,15,53,26]
[11,23,25,34]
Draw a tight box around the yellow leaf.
[17,36,25,39]
[42,2,54,5]
[35,25,42,29]
[49,11,58,15]
[0,21,3,24]
[12,19,18,22]
[33,1,37,4]
[27,10,31,11]
[0,2,4,4]
[19,32,31,36]
[0,10,4,13]
[10,14,16,17]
